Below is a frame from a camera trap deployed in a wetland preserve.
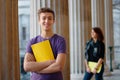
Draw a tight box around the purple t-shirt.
[26,34,66,80]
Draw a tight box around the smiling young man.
[23,7,66,80]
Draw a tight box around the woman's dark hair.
[38,7,55,20]
[92,27,104,41]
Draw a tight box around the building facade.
[0,0,120,80]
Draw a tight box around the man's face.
[39,12,55,31]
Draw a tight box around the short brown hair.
[38,7,55,20]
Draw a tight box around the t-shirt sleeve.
[57,38,66,54]
[26,40,33,54]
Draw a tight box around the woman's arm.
[84,59,91,73]
[95,58,104,70]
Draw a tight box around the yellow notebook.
[88,61,102,73]
[31,40,55,62]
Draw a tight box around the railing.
[108,46,120,71]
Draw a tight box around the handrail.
[108,46,120,71]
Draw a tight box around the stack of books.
[88,61,102,73]
[31,40,55,62]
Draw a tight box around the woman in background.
[83,27,105,80]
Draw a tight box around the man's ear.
[38,17,41,23]
[38,17,40,21]
[53,20,55,23]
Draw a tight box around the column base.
[70,74,84,80]
[103,63,111,76]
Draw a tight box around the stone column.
[30,0,40,38]
[91,0,105,29]
[69,0,91,80]
[104,0,115,70]
[91,0,111,76]
[54,1,70,80]
[30,0,70,80]
[0,0,20,80]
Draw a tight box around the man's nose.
[45,19,49,22]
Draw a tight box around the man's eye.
[42,17,46,20]
[48,18,52,20]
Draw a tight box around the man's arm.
[23,53,54,72]
[37,53,66,73]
